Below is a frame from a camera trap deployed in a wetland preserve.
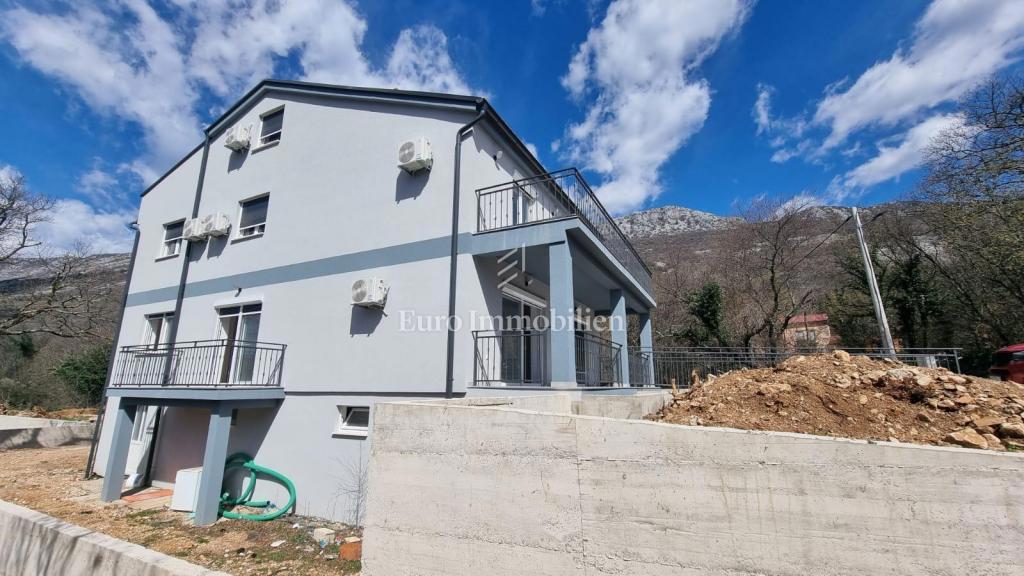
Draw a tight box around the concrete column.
[609,289,630,386]
[639,312,655,385]
[548,241,577,388]
[100,401,137,502]
[194,402,232,526]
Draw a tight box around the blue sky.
[2,0,1023,252]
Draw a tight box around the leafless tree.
[0,175,114,338]
[908,78,1024,345]
[724,197,823,348]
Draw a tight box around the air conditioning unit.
[224,125,251,151]
[183,218,205,242]
[398,137,433,173]
[200,212,231,237]
[351,277,389,308]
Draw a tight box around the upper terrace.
[475,169,653,295]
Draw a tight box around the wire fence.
[629,346,962,389]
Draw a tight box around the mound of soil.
[650,351,1024,451]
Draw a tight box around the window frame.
[158,219,186,260]
[334,405,370,438]
[235,193,269,240]
[256,106,285,148]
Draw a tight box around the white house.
[92,80,656,526]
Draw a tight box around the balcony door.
[217,303,262,385]
[500,293,545,385]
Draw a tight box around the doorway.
[217,303,262,384]
[500,293,546,385]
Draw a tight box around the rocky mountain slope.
[614,205,740,238]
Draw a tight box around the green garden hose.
[218,452,296,521]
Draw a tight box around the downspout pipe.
[84,221,141,480]
[445,102,487,398]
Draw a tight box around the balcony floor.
[106,386,284,404]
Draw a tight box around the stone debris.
[653,351,1024,452]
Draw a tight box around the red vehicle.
[990,344,1024,384]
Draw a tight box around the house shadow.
[350,306,384,336]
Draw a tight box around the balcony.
[110,339,286,388]
[472,330,624,387]
[476,169,653,295]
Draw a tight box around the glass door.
[217,303,262,384]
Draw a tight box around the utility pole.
[851,207,896,356]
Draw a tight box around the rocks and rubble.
[651,351,1024,452]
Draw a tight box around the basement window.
[334,406,370,438]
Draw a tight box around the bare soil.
[0,403,98,421]
[0,446,361,575]
[651,351,1024,451]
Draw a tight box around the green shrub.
[54,345,110,406]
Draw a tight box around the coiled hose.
[218,452,296,521]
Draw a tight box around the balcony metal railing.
[575,332,622,387]
[476,169,653,295]
[110,339,286,388]
[472,330,625,387]
[473,330,549,386]
[627,348,654,386]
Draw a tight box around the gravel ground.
[0,446,361,575]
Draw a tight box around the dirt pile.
[0,403,97,421]
[651,351,1024,451]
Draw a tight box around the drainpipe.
[83,221,141,480]
[445,102,487,398]
[138,132,211,484]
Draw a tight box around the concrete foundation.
[362,393,1024,576]
[0,416,94,451]
[0,499,227,576]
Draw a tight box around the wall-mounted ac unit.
[351,277,389,308]
[398,137,432,173]
[183,218,205,242]
[200,212,231,237]
[224,125,251,151]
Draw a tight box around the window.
[143,312,174,349]
[217,303,262,384]
[238,195,269,238]
[334,406,370,437]
[161,220,184,258]
[259,108,284,146]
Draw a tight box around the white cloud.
[558,0,752,213]
[35,199,135,254]
[752,83,810,162]
[0,1,477,187]
[0,164,20,185]
[815,0,1024,149]
[828,113,963,201]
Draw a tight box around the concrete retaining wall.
[0,415,94,451]
[363,395,1024,576]
[0,499,228,576]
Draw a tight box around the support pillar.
[610,290,630,386]
[100,401,137,502]
[194,402,232,526]
[639,312,655,385]
[548,241,577,388]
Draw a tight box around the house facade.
[93,80,656,526]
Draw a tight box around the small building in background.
[784,313,835,351]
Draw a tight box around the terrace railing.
[473,330,549,386]
[575,332,622,387]
[641,346,962,389]
[476,168,653,295]
[110,339,286,388]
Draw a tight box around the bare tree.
[0,175,114,338]
[724,197,823,348]
[908,78,1024,346]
